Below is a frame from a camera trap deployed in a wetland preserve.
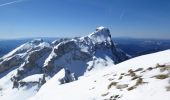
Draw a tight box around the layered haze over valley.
[0,0,170,100]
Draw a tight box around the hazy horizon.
[1,36,170,40]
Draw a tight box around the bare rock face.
[58,68,77,84]
[0,39,52,89]
[0,55,23,73]
[0,27,129,90]
[43,27,129,77]
[12,47,52,81]
[54,40,78,56]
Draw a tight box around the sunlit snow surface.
[28,50,170,100]
[0,45,170,100]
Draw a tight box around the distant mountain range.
[1,37,170,58]
[113,38,170,57]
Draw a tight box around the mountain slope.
[30,50,170,100]
[43,26,129,77]
[0,27,129,100]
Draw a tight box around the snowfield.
[29,50,170,100]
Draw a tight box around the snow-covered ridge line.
[0,26,130,100]
[43,26,129,76]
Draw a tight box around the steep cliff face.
[0,39,52,89]
[0,27,129,93]
[0,39,52,74]
[43,26,129,77]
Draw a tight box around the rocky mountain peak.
[88,26,111,44]
[43,27,129,77]
[0,27,129,92]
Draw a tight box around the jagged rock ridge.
[0,26,129,90]
[43,26,129,77]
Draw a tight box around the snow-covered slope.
[0,27,129,100]
[30,50,170,100]
[0,39,52,100]
[0,39,52,73]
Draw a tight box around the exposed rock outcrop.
[0,26,129,90]
[43,26,129,76]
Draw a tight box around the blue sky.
[0,0,170,39]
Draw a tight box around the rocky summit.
[0,27,129,99]
[43,26,129,77]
